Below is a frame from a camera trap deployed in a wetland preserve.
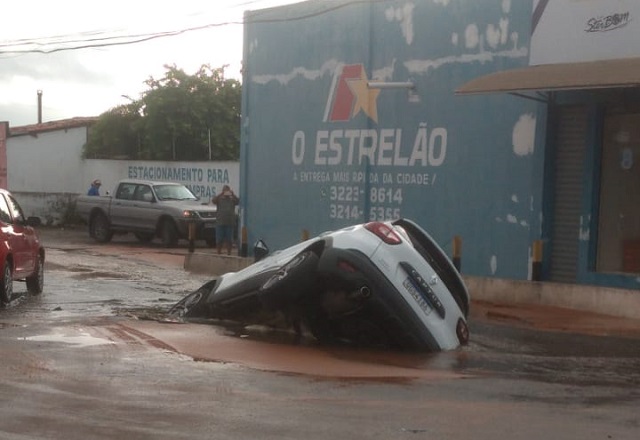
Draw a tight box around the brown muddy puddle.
[109,307,640,387]
[107,308,470,381]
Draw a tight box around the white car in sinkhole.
[169,218,470,352]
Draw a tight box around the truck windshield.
[154,185,197,201]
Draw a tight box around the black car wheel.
[26,255,44,294]
[258,250,319,307]
[0,261,13,305]
[91,213,113,243]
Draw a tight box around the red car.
[0,188,45,306]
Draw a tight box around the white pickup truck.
[76,179,218,247]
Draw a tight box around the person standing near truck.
[87,179,102,196]
[212,185,239,255]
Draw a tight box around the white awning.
[455,57,640,96]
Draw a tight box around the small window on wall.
[596,112,640,274]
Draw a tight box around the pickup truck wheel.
[91,213,113,243]
[26,255,44,294]
[134,232,155,243]
[161,220,178,248]
[0,261,13,305]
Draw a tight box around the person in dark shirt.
[87,179,102,196]
[212,185,239,255]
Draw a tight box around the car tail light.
[364,222,402,245]
[456,318,469,345]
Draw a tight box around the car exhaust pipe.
[348,286,371,300]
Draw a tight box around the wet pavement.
[0,226,639,439]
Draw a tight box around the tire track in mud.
[105,323,179,353]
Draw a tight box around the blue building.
[240,0,640,294]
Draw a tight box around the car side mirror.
[253,239,269,262]
[26,216,41,227]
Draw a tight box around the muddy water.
[3,229,639,440]
[13,231,640,388]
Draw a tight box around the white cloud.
[0,0,301,126]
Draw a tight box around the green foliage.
[83,65,241,161]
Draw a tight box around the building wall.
[6,127,239,225]
[530,0,640,65]
[241,0,543,280]
[8,127,89,193]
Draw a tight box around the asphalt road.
[0,226,639,439]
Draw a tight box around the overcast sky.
[0,0,300,127]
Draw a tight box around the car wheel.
[258,250,319,307]
[205,237,216,248]
[91,213,113,243]
[161,220,178,248]
[134,232,155,243]
[168,281,215,318]
[0,261,13,306]
[26,255,44,295]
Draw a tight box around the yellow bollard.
[188,221,195,253]
[240,226,248,257]
[452,235,462,272]
[532,240,543,281]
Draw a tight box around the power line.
[0,0,386,55]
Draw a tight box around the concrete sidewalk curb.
[184,253,254,275]
[465,276,640,320]
[182,252,640,321]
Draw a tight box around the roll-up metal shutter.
[549,105,588,283]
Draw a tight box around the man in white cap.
[87,179,102,196]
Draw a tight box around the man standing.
[87,179,102,196]
[212,185,239,255]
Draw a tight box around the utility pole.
[37,90,43,124]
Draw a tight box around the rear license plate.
[403,278,432,315]
[203,223,216,229]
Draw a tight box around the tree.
[83,64,241,161]
[83,102,143,159]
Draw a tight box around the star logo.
[324,64,380,124]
